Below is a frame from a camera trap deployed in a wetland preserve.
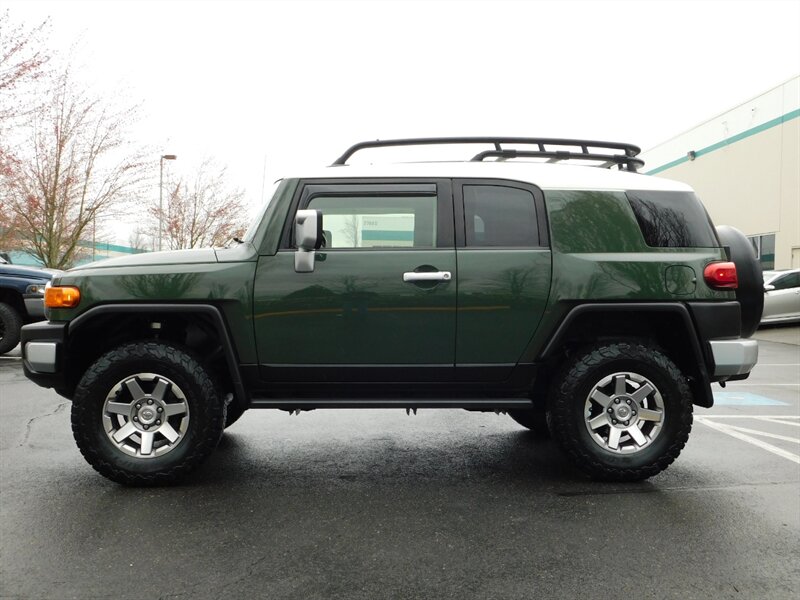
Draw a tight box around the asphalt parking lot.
[1,329,798,600]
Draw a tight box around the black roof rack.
[332,137,644,172]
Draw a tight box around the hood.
[0,263,61,280]
[69,248,219,271]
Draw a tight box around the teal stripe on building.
[76,240,144,255]
[646,108,800,175]
[361,230,414,241]
[7,241,144,267]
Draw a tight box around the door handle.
[403,271,452,283]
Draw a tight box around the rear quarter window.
[545,190,644,253]
[626,190,719,248]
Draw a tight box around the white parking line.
[701,415,800,419]
[756,417,800,427]
[726,383,800,386]
[696,416,800,465]
[720,424,800,444]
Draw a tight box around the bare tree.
[0,10,50,125]
[151,159,249,250]
[0,207,19,250]
[0,11,50,252]
[342,214,360,247]
[0,150,20,249]
[1,69,147,268]
[128,227,152,253]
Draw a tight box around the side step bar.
[249,398,534,410]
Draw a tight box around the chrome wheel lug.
[133,416,139,422]
[607,408,613,413]
[626,399,631,404]
[143,424,149,430]
[624,420,629,426]
[136,403,141,409]
[147,399,154,405]
[612,419,618,424]
[632,410,637,416]
[156,420,161,425]
[614,398,620,404]
[157,407,163,413]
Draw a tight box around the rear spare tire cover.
[716,225,763,338]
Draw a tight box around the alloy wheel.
[102,373,190,458]
[583,371,665,453]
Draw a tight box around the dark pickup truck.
[0,256,59,354]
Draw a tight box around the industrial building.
[642,76,799,270]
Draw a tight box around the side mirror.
[294,209,323,272]
[764,284,775,292]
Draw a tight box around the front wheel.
[0,302,22,355]
[548,342,693,481]
[71,342,226,485]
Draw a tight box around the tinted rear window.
[626,191,719,248]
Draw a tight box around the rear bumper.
[709,339,758,377]
[20,321,68,391]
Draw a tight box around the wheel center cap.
[614,402,631,421]
[138,406,157,425]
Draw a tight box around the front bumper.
[20,321,68,391]
[709,339,759,377]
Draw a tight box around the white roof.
[287,161,694,192]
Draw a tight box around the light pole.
[159,154,177,251]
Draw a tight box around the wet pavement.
[1,332,798,599]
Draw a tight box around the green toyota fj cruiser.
[20,137,763,485]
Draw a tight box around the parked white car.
[761,269,800,324]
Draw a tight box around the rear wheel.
[0,302,22,355]
[548,342,692,481]
[71,341,226,485]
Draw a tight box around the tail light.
[703,262,738,290]
[45,285,81,308]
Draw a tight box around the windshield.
[243,181,281,243]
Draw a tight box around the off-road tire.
[71,341,226,485]
[508,407,550,438]
[548,342,693,482]
[0,302,23,355]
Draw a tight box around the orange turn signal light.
[44,286,81,308]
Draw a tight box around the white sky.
[6,0,800,243]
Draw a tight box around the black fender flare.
[69,304,247,407]
[539,302,714,408]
